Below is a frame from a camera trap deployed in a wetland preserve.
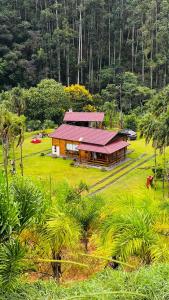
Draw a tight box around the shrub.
[27,120,42,131]
[42,119,55,129]
[124,114,137,131]
[152,166,164,179]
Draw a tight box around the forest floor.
[0,131,168,202]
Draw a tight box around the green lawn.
[0,132,168,201]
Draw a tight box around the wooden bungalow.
[63,112,104,128]
[49,124,129,167]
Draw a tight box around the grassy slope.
[0,135,169,298]
[0,133,168,200]
[1,264,169,300]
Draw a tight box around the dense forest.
[1,0,169,92]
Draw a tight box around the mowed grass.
[0,132,168,200]
[100,139,168,201]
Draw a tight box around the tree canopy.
[1,0,169,92]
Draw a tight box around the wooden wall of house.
[79,150,89,161]
[52,138,81,156]
[52,138,90,160]
[52,138,127,163]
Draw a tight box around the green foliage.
[24,79,69,124]
[0,174,19,242]
[41,210,81,254]
[42,119,55,129]
[65,84,92,111]
[27,120,42,131]
[1,87,26,116]
[1,264,169,299]
[124,114,138,131]
[140,88,169,151]
[99,68,115,88]
[0,240,25,289]
[0,173,46,288]
[152,166,164,179]
[0,0,169,94]
[102,100,117,128]
[11,176,44,228]
[100,207,169,264]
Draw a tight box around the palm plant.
[0,239,25,288]
[0,106,13,198]
[0,173,46,288]
[9,114,25,175]
[11,176,44,230]
[70,195,104,252]
[140,113,161,188]
[140,110,169,195]
[39,210,81,282]
[9,86,26,117]
[0,174,24,289]
[54,182,102,252]
[0,173,19,242]
[102,101,117,128]
[0,106,25,193]
[100,208,169,265]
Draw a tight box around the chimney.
[69,108,73,112]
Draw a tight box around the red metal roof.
[78,140,130,154]
[49,124,118,146]
[64,112,104,122]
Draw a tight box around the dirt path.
[89,154,155,196]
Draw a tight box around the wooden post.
[106,155,109,166]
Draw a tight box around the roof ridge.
[60,123,117,133]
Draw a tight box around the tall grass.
[1,263,169,300]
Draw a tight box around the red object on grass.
[146,176,154,188]
[31,138,42,144]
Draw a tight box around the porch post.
[106,155,109,166]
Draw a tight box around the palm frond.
[0,239,25,288]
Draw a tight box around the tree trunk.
[51,250,62,282]
[131,25,135,72]
[77,7,82,84]
[83,231,89,252]
[20,143,24,176]
[154,148,157,190]
[162,146,166,200]
[11,139,16,175]
[108,7,111,66]
[2,137,9,201]
[66,44,70,86]
[55,0,61,82]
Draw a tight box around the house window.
[66,143,79,152]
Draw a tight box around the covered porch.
[78,140,129,167]
[79,148,127,166]
[87,148,127,166]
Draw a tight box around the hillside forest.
[1,0,169,92]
